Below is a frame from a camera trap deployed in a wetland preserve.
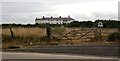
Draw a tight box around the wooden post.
[46,27,52,39]
[94,27,98,39]
[100,27,102,36]
[118,28,120,33]
[9,27,14,38]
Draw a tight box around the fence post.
[9,27,14,38]
[118,28,120,33]
[46,27,52,39]
[94,27,98,39]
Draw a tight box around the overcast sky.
[2,0,119,24]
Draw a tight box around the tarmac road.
[2,45,120,61]
[2,52,117,59]
[3,45,119,57]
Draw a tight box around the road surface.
[2,52,118,59]
[3,45,119,57]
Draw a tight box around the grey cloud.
[92,12,117,20]
[0,3,2,24]
[2,0,118,24]
[118,1,120,20]
[3,0,108,5]
[2,14,35,24]
[72,14,93,21]
[3,2,56,14]
[2,2,58,24]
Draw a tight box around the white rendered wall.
[35,20,74,24]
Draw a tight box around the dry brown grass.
[2,27,47,49]
[2,27,46,38]
[52,27,118,41]
[2,27,119,49]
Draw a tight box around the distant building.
[35,16,75,24]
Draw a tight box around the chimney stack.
[43,16,45,19]
[59,16,61,18]
[51,16,53,18]
[35,17,37,21]
[68,15,71,18]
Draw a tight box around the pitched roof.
[36,18,51,20]
[36,17,75,21]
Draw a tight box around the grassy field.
[2,27,119,49]
[52,27,118,41]
[2,27,47,48]
[2,27,46,37]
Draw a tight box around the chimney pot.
[59,16,61,18]
[43,16,45,19]
[68,15,70,18]
[51,16,53,18]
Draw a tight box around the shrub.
[40,36,50,41]
[108,32,120,42]
[8,45,20,49]
[53,26,65,34]
[65,41,73,44]
[2,34,13,43]
[52,37,59,41]
[50,42,58,45]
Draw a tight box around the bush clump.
[50,42,58,45]
[108,32,120,42]
[8,45,20,49]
